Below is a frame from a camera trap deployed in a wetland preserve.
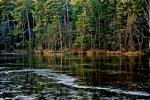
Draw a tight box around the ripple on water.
[34,69,150,97]
[0,69,149,98]
[14,95,36,100]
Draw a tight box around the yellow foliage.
[71,0,81,5]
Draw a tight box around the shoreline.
[34,49,145,57]
[0,49,148,57]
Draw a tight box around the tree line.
[0,0,149,52]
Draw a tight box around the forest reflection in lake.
[0,54,149,99]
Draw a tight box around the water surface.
[0,54,149,99]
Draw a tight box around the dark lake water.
[0,54,149,99]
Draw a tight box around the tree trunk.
[26,9,32,52]
[148,1,150,34]
[148,1,150,49]
[98,1,101,50]
[58,19,63,52]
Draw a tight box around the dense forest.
[0,0,149,54]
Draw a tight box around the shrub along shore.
[1,48,150,57]
[33,49,146,57]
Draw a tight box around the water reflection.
[42,55,150,96]
[43,56,149,84]
[0,54,149,99]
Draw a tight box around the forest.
[0,0,150,55]
[0,0,150,99]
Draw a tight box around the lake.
[0,54,149,99]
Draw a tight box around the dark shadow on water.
[0,54,149,99]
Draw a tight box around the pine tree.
[12,0,34,51]
[0,0,15,51]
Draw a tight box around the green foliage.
[73,34,90,49]
[0,0,148,51]
[0,0,15,50]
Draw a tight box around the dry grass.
[34,48,144,57]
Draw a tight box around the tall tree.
[12,0,34,51]
[0,0,15,51]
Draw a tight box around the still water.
[0,54,149,99]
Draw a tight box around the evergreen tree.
[0,0,14,51]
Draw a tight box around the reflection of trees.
[32,55,149,89]
[72,56,149,88]
[4,54,149,98]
